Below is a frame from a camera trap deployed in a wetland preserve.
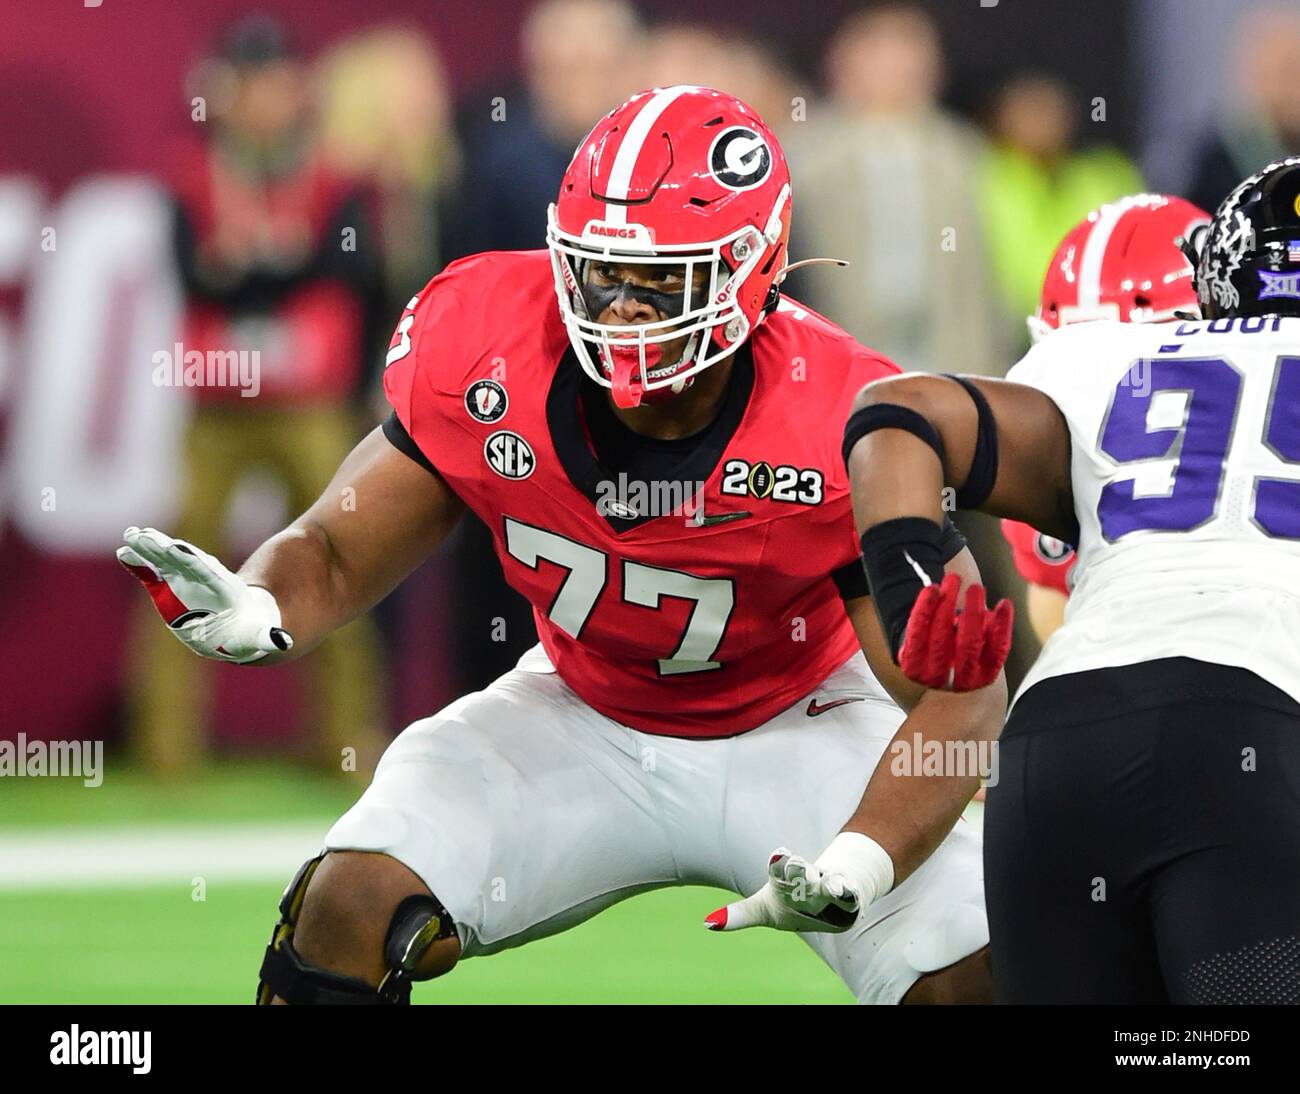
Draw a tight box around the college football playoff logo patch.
[466,379,508,423]
[708,126,772,190]
[484,430,535,479]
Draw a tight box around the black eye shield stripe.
[577,265,711,323]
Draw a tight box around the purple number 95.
[1097,356,1300,541]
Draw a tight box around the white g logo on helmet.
[709,126,772,190]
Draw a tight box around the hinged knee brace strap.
[255,854,458,1005]
[376,894,460,1000]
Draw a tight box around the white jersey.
[1006,315,1300,707]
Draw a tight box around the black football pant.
[985,657,1300,1004]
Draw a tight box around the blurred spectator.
[314,25,466,725]
[640,23,800,136]
[442,0,646,691]
[316,26,461,318]
[125,14,386,777]
[787,3,1005,378]
[1186,4,1300,216]
[977,73,1144,338]
[445,0,645,257]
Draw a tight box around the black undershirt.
[382,411,438,477]
[578,375,725,481]
[546,345,754,533]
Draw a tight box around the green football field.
[0,759,855,1004]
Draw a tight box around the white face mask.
[546,185,790,407]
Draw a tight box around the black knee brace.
[255,853,459,1005]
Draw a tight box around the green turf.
[0,756,362,829]
[0,760,892,1002]
[0,881,853,1004]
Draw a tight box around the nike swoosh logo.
[691,510,751,527]
[902,549,933,587]
[806,697,865,717]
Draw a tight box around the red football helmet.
[547,86,792,407]
[1029,193,1211,342]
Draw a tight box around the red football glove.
[897,572,1012,691]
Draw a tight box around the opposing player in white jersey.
[840,156,1300,1003]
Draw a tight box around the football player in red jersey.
[120,87,1004,1004]
[1002,194,1210,641]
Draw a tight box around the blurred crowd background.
[1,0,1296,775]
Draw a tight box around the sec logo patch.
[484,430,535,479]
[466,379,508,423]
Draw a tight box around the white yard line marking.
[0,820,329,890]
[0,805,984,891]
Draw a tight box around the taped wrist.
[859,517,947,661]
[817,831,895,908]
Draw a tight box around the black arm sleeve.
[382,411,441,478]
[833,516,966,600]
[937,515,968,563]
[832,558,870,600]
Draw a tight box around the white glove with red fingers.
[704,832,895,934]
[116,526,293,664]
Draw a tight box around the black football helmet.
[1196,155,1300,319]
